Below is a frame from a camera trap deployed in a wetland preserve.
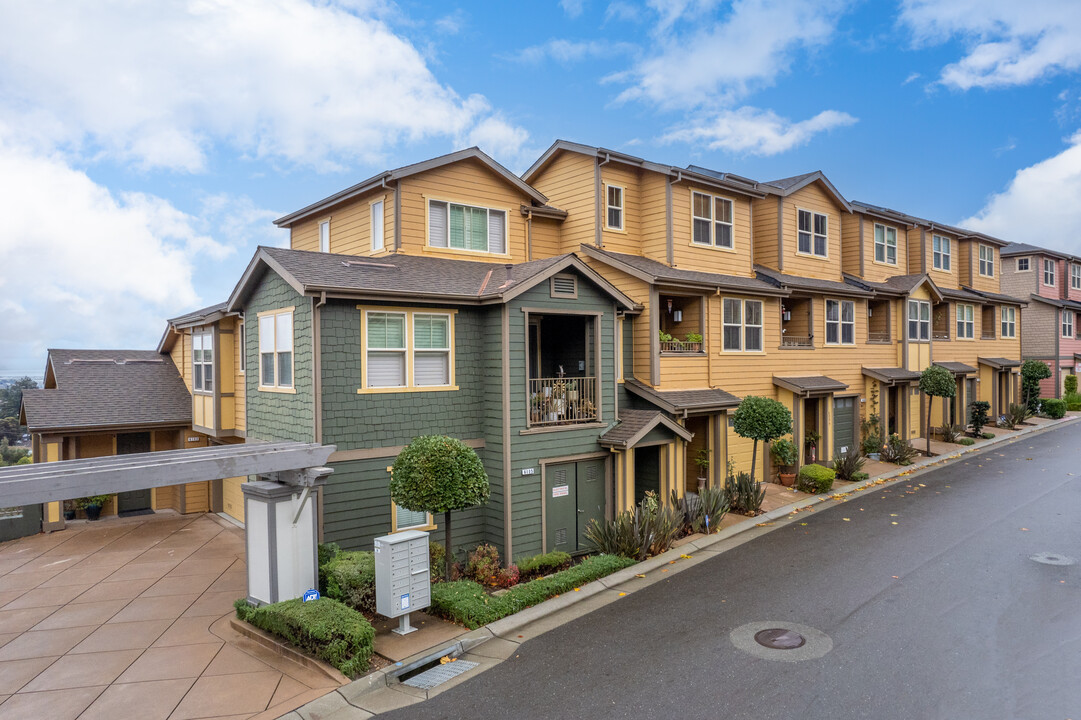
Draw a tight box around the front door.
[965,378,977,426]
[116,432,153,515]
[546,458,607,554]
[833,397,855,456]
[633,446,661,505]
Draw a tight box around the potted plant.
[769,438,799,486]
[565,380,578,403]
[76,494,111,521]
[693,448,711,489]
[804,429,821,463]
[62,500,76,521]
[685,332,703,352]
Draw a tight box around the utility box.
[242,479,322,606]
[374,529,430,634]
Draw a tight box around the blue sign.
[302,589,320,602]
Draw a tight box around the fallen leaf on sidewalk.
[635,574,646,578]
[668,560,676,565]
[680,554,692,559]
[1020,528,1029,531]
[661,569,668,573]
[843,518,850,521]
[573,587,580,592]
[891,522,898,525]
[755,522,774,527]
[892,576,899,579]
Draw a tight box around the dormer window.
[797,209,827,257]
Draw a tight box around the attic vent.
[67,359,119,364]
[121,359,163,364]
[551,274,578,299]
[342,260,397,270]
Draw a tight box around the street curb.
[310,414,1079,717]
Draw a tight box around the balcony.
[868,299,891,343]
[781,297,813,349]
[932,331,951,340]
[660,294,705,355]
[867,331,891,343]
[781,334,813,348]
[528,377,597,427]
[660,340,703,354]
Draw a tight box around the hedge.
[1043,398,1067,419]
[322,551,377,615]
[431,554,636,629]
[234,597,374,678]
[516,550,572,580]
[796,463,835,494]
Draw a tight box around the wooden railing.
[932,331,950,340]
[660,340,703,354]
[867,331,891,343]
[528,377,597,427]
[781,335,813,348]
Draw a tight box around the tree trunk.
[444,510,453,581]
[926,400,933,457]
[750,440,758,483]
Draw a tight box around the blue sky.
[2,0,1081,375]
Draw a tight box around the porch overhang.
[600,409,693,450]
[934,361,978,376]
[773,375,848,397]
[623,379,741,414]
[978,357,1021,371]
[862,367,921,385]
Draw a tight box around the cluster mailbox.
[374,529,431,635]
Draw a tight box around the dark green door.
[546,459,607,554]
[634,446,661,505]
[833,397,855,456]
[116,432,152,515]
[0,504,41,541]
[965,378,977,425]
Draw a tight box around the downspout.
[526,209,533,262]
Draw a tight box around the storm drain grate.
[401,660,479,690]
[754,628,806,649]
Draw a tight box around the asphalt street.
[380,422,1081,719]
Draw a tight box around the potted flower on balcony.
[684,332,703,353]
[769,438,799,486]
[804,429,821,464]
[76,494,112,521]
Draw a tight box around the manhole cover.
[754,628,806,649]
[401,660,479,690]
[1030,552,1077,566]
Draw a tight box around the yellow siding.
[398,158,530,262]
[530,216,562,260]
[672,184,755,277]
[658,355,710,389]
[76,434,114,459]
[639,170,668,261]
[841,212,862,277]
[183,482,210,513]
[580,258,652,384]
[751,196,780,270]
[861,219,909,284]
[926,229,960,287]
[599,164,641,255]
[171,332,192,392]
[968,242,1001,294]
[780,183,845,281]
[291,189,395,257]
[222,476,247,522]
[957,241,974,288]
[234,320,246,433]
[529,151,596,254]
[907,227,925,275]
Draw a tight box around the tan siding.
[76,434,114,459]
[581,258,651,384]
[969,243,1001,294]
[599,165,641,255]
[906,227,924,275]
[751,196,780,270]
[529,216,562,259]
[639,170,668,261]
[860,219,909,283]
[841,212,861,277]
[672,184,755,276]
[530,151,596,254]
[222,476,246,523]
[183,482,210,513]
[957,240,974,288]
[290,188,395,257]
[926,229,960,287]
[170,332,192,392]
[780,183,845,281]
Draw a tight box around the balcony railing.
[781,335,813,348]
[932,331,950,340]
[528,377,597,427]
[660,340,703,354]
[982,333,996,340]
[867,331,891,343]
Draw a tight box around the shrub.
[234,597,374,678]
[464,544,519,589]
[429,542,447,583]
[1021,360,1052,412]
[322,551,376,615]
[969,400,990,436]
[317,542,342,594]
[880,434,917,465]
[832,450,865,482]
[516,551,572,580]
[939,424,963,443]
[851,471,870,482]
[1008,403,1029,428]
[796,464,836,494]
[920,366,956,458]
[1066,375,1078,395]
[669,488,727,535]
[585,497,682,560]
[75,494,112,510]
[1042,398,1067,419]
[725,470,765,516]
[980,432,995,439]
[731,396,793,481]
[430,555,637,629]
[958,437,975,446]
[769,438,798,468]
[1065,393,1081,412]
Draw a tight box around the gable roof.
[862,367,921,385]
[755,266,872,298]
[624,378,741,413]
[274,147,549,228]
[961,286,1027,307]
[759,171,853,213]
[934,361,978,375]
[850,200,1009,247]
[978,357,1021,370]
[580,245,786,296]
[844,272,944,302]
[773,375,848,395]
[1001,242,1074,261]
[599,409,694,449]
[226,247,639,312]
[157,301,236,353]
[20,350,191,433]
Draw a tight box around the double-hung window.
[1001,307,1016,338]
[874,225,897,265]
[908,300,930,341]
[364,310,455,390]
[956,304,974,339]
[428,200,506,254]
[192,330,213,392]
[413,314,451,386]
[1072,264,1081,291]
[366,312,407,388]
[1063,310,1075,339]
[797,209,828,257]
[371,200,384,252]
[978,245,995,277]
[1016,257,1030,271]
[825,299,855,345]
[259,309,294,390]
[692,192,734,248]
[1044,259,1056,286]
[722,299,762,351]
[606,185,624,230]
[933,235,951,271]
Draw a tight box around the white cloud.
[0,0,527,172]
[613,0,850,109]
[661,107,857,156]
[462,116,536,174]
[514,39,636,65]
[604,2,641,22]
[899,0,1081,90]
[960,131,1081,252]
[903,72,922,85]
[435,9,466,35]
[561,0,586,18]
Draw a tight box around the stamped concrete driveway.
[0,512,339,720]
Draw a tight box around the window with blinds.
[363,310,454,390]
[394,504,430,530]
[428,200,506,254]
[366,312,406,388]
[413,314,450,386]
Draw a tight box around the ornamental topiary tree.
[390,436,490,580]
[919,365,956,458]
[731,396,792,482]
[1021,360,1052,413]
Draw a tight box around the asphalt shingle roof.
[977,357,1021,370]
[756,266,873,297]
[21,350,190,433]
[624,379,741,412]
[862,367,921,383]
[934,361,978,375]
[961,287,1027,306]
[167,302,229,325]
[582,246,784,295]
[773,375,849,393]
[846,273,929,296]
[599,410,665,446]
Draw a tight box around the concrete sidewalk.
[281,413,1080,720]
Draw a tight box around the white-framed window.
[392,503,432,531]
[874,224,897,265]
[956,304,974,339]
[428,200,506,254]
[258,308,294,390]
[1001,306,1016,338]
[1072,263,1081,291]
[1044,259,1056,286]
[979,244,994,277]
[692,192,734,249]
[192,330,213,392]
[363,309,455,391]
[1063,310,1075,339]
[371,200,384,252]
[933,235,951,271]
[825,299,855,345]
[722,299,762,351]
[1016,257,1030,272]
[797,209,828,257]
[319,220,330,253]
[908,300,930,341]
[605,185,624,231]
